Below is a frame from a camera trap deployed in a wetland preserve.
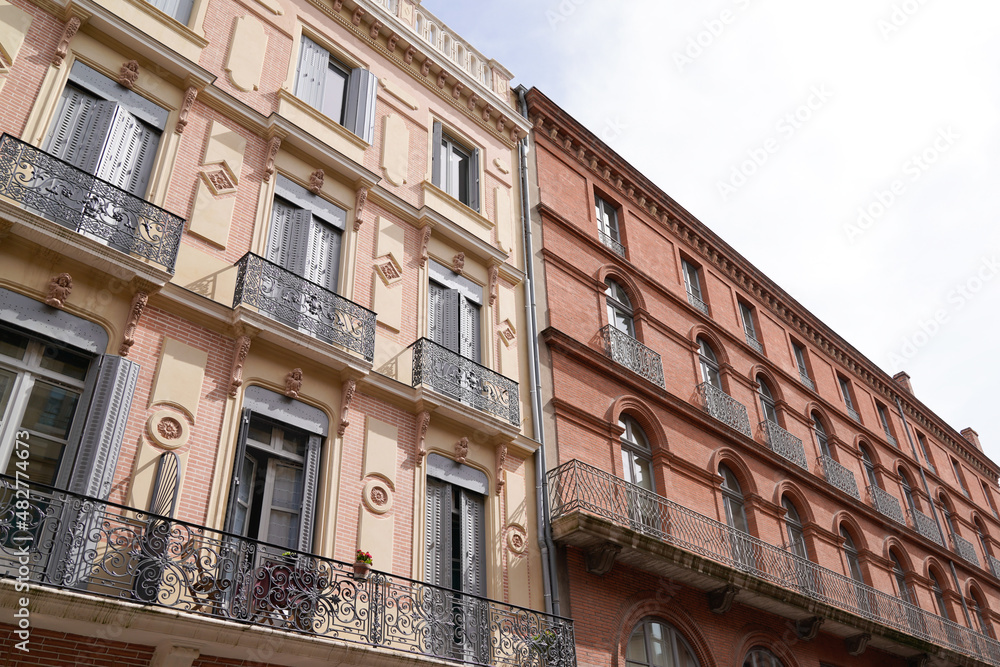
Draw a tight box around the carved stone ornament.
[157,417,182,441]
[308,169,324,195]
[452,252,465,275]
[119,291,148,357]
[482,104,493,122]
[506,524,527,554]
[495,443,507,494]
[338,378,356,436]
[175,87,197,134]
[454,436,468,463]
[229,335,251,397]
[419,226,431,267]
[332,0,343,11]
[207,169,235,192]
[387,33,399,51]
[795,616,823,641]
[496,116,506,134]
[417,411,430,457]
[362,477,393,514]
[119,60,140,89]
[354,187,368,231]
[707,584,738,614]
[284,368,303,399]
[845,633,872,657]
[436,71,447,89]
[45,273,73,308]
[467,93,478,111]
[53,17,81,68]
[488,265,499,306]
[421,58,433,77]
[369,20,381,40]
[147,410,191,449]
[352,6,365,25]
[452,82,463,99]
[263,137,280,183]
[510,128,522,143]
[584,543,620,576]
[405,45,416,64]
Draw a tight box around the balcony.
[697,382,752,438]
[883,429,897,447]
[952,534,981,568]
[598,230,625,257]
[818,455,861,500]
[410,338,519,427]
[600,325,664,388]
[0,476,574,667]
[0,133,184,272]
[686,290,709,316]
[744,333,763,354]
[798,371,815,391]
[547,459,1000,667]
[760,420,808,470]
[847,407,861,423]
[233,253,376,362]
[908,508,945,547]
[867,486,905,525]
[989,555,1000,580]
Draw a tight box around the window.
[812,412,830,458]
[982,481,999,519]
[890,551,912,602]
[425,453,487,595]
[739,301,762,353]
[757,376,777,424]
[295,35,378,142]
[971,590,992,637]
[975,517,991,560]
[930,571,950,620]
[432,122,480,211]
[899,468,917,515]
[719,465,748,534]
[743,648,784,667]
[595,194,624,256]
[681,259,708,315]
[626,618,700,667]
[841,526,864,583]
[792,342,813,390]
[916,431,936,473]
[940,493,958,542]
[605,279,635,337]
[952,458,970,497]
[860,445,878,489]
[837,375,859,422]
[876,403,896,445]
[146,0,194,24]
[428,260,483,363]
[620,416,656,532]
[45,61,167,198]
[697,338,720,388]
[782,497,807,559]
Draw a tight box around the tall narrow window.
[860,445,878,489]
[620,416,656,532]
[916,432,935,472]
[682,259,708,315]
[940,493,959,543]
[975,517,991,561]
[757,376,777,424]
[841,527,865,583]
[952,458,970,497]
[971,590,992,637]
[930,571,950,620]
[739,301,762,353]
[899,468,917,515]
[146,0,194,25]
[698,338,721,388]
[626,618,700,667]
[595,194,624,256]
[719,465,749,534]
[876,403,896,446]
[782,497,807,559]
[428,259,482,363]
[605,279,635,337]
[890,551,912,602]
[431,122,480,211]
[792,342,813,390]
[295,35,378,142]
[838,376,859,422]
[425,453,487,595]
[982,481,999,519]
[812,413,830,458]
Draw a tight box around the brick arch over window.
[610,591,718,667]
[733,627,803,667]
[749,365,786,404]
[831,511,870,553]
[967,578,990,605]
[709,448,759,498]
[884,537,915,570]
[596,265,647,312]
[608,395,669,455]
[803,403,837,440]
[925,558,951,589]
[772,481,816,525]
[687,325,731,367]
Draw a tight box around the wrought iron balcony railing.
[0,476,574,667]
[410,338,519,427]
[744,333,763,354]
[909,508,945,547]
[547,459,1000,667]
[952,534,981,568]
[817,455,861,500]
[989,555,1000,580]
[598,230,625,258]
[847,407,861,423]
[697,382,752,438]
[798,371,815,391]
[760,420,808,470]
[883,429,897,447]
[0,133,185,272]
[600,325,665,388]
[867,486,905,525]
[686,290,709,316]
[233,253,376,362]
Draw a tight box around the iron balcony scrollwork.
[760,420,808,470]
[952,534,981,567]
[745,333,763,354]
[686,290,709,316]
[883,430,897,447]
[867,485,906,525]
[989,555,1000,580]
[600,325,665,388]
[847,407,861,423]
[0,134,185,272]
[697,382,752,438]
[798,372,815,391]
[233,253,376,362]
[0,476,575,667]
[410,338,519,427]
[547,459,1000,667]
[598,230,625,258]
[817,455,861,500]
[909,508,945,546]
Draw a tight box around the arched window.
[975,517,992,559]
[860,445,878,489]
[625,618,700,667]
[782,497,808,559]
[620,416,653,492]
[698,338,720,388]
[605,279,634,336]
[890,550,913,603]
[970,589,993,637]
[757,376,777,424]
[812,412,830,457]
[841,526,864,584]
[720,465,748,533]
[939,493,958,542]
[899,468,917,514]
[930,570,950,620]
[743,647,784,667]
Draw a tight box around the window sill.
[420,181,494,244]
[276,89,369,166]
[91,0,209,60]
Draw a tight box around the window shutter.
[431,121,443,189]
[424,477,452,587]
[96,107,161,197]
[266,199,297,268]
[304,218,341,292]
[440,288,461,355]
[68,355,140,499]
[344,68,378,143]
[468,147,480,213]
[296,35,329,110]
[45,86,102,168]
[297,433,321,553]
[460,298,480,363]
[53,98,118,176]
[149,0,193,24]
[460,489,486,596]
[287,208,312,278]
[223,408,253,535]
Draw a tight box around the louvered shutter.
[68,355,140,499]
[297,433,321,553]
[266,199,297,267]
[440,289,461,355]
[304,218,341,292]
[223,409,253,535]
[460,489,486,596]
[431,121,443,189]
[46,86,102,168]
[468,147,480,213]
[344,68,378,143]
[425,477,452,587]
[428,282,445,346]
[52,98,118,176]
[96,107,161,197]
[459,298,480,363]
[296,35,329,110]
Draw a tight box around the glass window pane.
[271,462,304,510]
[0,369,16,418]
[324,62,348,123]
[38,345,90,381]
[282,429,308,457]
[247,417,273,448]
[5,433,64,486]
[626,627,648,662]
[0,329,29,360]
[632,455,654,491]
[267,509,298,548]
[21,381,80,439]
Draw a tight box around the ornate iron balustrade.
[686,290,709,316]
[547,459,1000,666]
[744,333,763,354]
[600,325,665,388]
[952,534,981,567]
[760,421,808,470]
[798,372,815,391]
[847,407,861,423]
[989,555,1000,580]
[909,508,945,547]
[0,476,574,667]
[234,253,376,362]
[817,455,861,500]
[697,382,752,438]
[867,486,905,525]
[883,430,897,447]
[0,134,184,272]
[598,230,625,257]
[410,338,519,426]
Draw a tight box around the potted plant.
[354,549,373,580]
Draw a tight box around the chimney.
[961,428,982,452]
[893,371,913,394]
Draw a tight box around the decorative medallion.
[362,477,394,515]
[507,525,527,555]
[147,409,190,449]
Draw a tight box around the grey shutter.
[45,86,102,166]
[460,489,486,596]
[296,35,329,110]
[297,433,321,553]
[267,200,311,277]
[223,409,253,534]
[425,477,452,587]
[428,282,445,346]
[468,147,480,213]
[52,98,118,175]
[304,218,341,292]
[344,68,378,143]
[68,355,140,499]
[440,289,461,355]
[96,107,161,196]
[460,298,480,363]
[431,121,443,189]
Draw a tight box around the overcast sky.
[436,0,1000,469]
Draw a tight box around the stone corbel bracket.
[119,290,149,357]
[338,378,356,436]
[229,335,252,397]
[584,542,620,576]
[707,584,738,614]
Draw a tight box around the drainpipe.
[895,397,973,628]
[516,84,560,617]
